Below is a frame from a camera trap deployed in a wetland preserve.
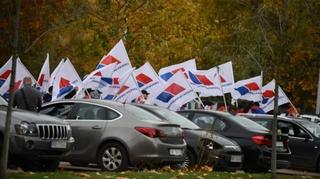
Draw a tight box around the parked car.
[134,104,243,171]
[177,110,291,172]
[40,99,186,171]
[241,113,320,172]
[0,96,74,171]
[299,114,320,124]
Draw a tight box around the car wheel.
[172,149,196,169]
[97,142,128,171]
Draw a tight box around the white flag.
[187,68,223,97]
[0,58,36,99]
[158,59,196,81]
[83,63,116,89]
[96,39,133,77]
[217,61,235,93]
[114,70,142,103]
[52,59,83,100]
[150,72,197,111]
[260,79,290,113]
[133,62,162,94]
[0,56,12,88]
[49,59,65,87]
[37,53,50,92]
[231,75,262,102]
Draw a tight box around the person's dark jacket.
[13,85,42,112]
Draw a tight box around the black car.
[178,110,291,172]
[135,104,243,171]
[242,113,320,172]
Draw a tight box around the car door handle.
[92,125,102,129]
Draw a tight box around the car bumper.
[9,135,74,158]
[215,152,243,171]
[128,137,186,167]
[243,147,291,171]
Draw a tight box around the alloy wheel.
[101,147,123,171]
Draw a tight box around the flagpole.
[288,100,299,116]
[217,66,228,111]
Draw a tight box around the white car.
[300,114,320,124]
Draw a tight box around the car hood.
[0,107,67,125]
[184,129,239,147]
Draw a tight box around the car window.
[279,121,309,138]
[71,103,120,120]
[296,120,320,138]
[40,103,74,119]
[125,105,162,122]
[227,115,269,131]
[178,112,192,119]
[213,119,226,131]
[254,120,271,129]
[192,113,216,130]
[138,106,200,129]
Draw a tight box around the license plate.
[51,141,67,149]
[276,141,284,147]
[169,149,183,156]
[230,155,242,163]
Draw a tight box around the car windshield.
[125,104,162,122]
[226,114,269,131]
[138,105,200,129]
[0,96,7,106]
[297,120,320,138]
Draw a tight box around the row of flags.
[0,39,290,112]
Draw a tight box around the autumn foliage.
[0,0,319,112]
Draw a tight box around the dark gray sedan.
[40,99,186,171]
[135,104,243,171]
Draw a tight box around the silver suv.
[0,97,74,171]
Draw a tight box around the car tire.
[97,142,128,171]
[172,149,196,169]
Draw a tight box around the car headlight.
[66,124,72,138]
[223,145,241,151]
[15,121,38,136]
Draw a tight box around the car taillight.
[135,127,165,138]
[251,135,272,147]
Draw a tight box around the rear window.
[125,105,162,122]
[140,106,200,130]
[227,114,269,131]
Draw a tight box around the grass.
[6,170,318,179]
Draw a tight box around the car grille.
[37,124,68,140]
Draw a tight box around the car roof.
[44,99,130,110]
[178,109,233,116]
[239,113,307,123]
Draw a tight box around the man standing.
[13,77,42,112]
